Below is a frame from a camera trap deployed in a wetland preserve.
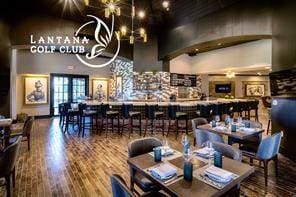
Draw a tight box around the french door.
[50,74,89,116]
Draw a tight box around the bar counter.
[84,99,257,119]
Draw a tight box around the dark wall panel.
[0,20,11,117]
[272,0,296,71]
[158,0,272,59]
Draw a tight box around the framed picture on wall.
[116,75,123,97]
[92,78,109,101]
[245,84,265,97]
[24,75,48,105]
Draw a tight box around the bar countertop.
[84,98,255,107]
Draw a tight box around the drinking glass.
[181,134,190,155]
[206,141,214,166]
[162,138,169,155]
[153,147,162,162]
[215,115,220,123]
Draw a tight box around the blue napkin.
[150,163,177,180]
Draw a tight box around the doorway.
[50,74,89,116]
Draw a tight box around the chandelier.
[101,0,147,44]
[226,71,235,78]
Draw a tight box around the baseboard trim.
[34,115,52,119]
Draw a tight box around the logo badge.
[75,14,120,68]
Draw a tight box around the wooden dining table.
[196,124,264,145]
[127,151,254,197]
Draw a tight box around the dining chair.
[242,132,282,186]
[9,117,34,151]
[0,136,22,197]
[128,137,162,194]
[211,141,242,161]
[110,174,166,197]
[191,118,208,146]
[193,126,224,148]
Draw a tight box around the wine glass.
[162,138,169,155]
[215,115,220,124]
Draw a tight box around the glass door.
[50,74,89,116]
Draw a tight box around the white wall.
[12,50,117,117]
[170,39,272,74]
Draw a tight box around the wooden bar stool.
[144,104,164,137]
[167,104,188,138]
[64,102,80,133]
[100,104,120,137]
[121,104,142,137]
[78,103,98,137]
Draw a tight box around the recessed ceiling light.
[257,72,262,76]
[162,1,169,9]
[217,43,222,46]
[138,10,145,18]
[195,48,199,51]
[265,66,271,69]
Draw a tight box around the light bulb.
[138,10,145,18]
[162,0,169,8]
[121,26,127,36]
[140,28,145,37]
[130,35,134,44]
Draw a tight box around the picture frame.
[115,75,123,98]
[24,75,48,105]
[92,78,109,101]
[245,84,265,97]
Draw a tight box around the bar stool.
[231,102,243,118]
[249,100,259,122]
[121,104,142,137]
[167,105,188,138]
[100,104,120,137]
[58,103,66,127]
[241,101,251,120]
[196,104,213,122]
[64,102,80,133]
[211,103,224,120]
[78,103,98,137]
[144,105,165,137]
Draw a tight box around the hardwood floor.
[1,115,296,197]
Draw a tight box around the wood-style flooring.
[0,113,296,196]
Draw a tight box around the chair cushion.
[106,111,119,116]
[129,111,141,117]
[176,112,187,118]
[134,173,159,192]
[83,110,96,116]
[154,112,163,117]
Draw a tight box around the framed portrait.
[116,75,123,97]
[24,75,48,105]
[92,78,109,101]
[245,84,265,97]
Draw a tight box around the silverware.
[164,174,183,184]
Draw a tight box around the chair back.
[211,141,242,161]
[168,105,180,119]
[145,105,157,119]
[0,136,22,175]
[110,174,134,197]
[191,118,208,131]
[212,103,224,116]
[78,103,87,114]
[101,104,110,118]
[199,104,212,117]
[23,117,34,136]
[128,137,162,158]
[122,104,133,119]
[194,129,224,148]
[256,132,282,160]
[261,96,272,108]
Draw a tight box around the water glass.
[245,121,251,128]
[214,152,222,168]
[206,141,214,165]
[182,134,190,154]
[231,124,237,132]
[183,160,193,181]
[211,120,216,127]
[215,115,220,123]
[153,147,162,162]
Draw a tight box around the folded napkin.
[214,126,226,131]
[205,166,234,183]
[241,128,256,133]
[161,146,174,156]
[150,163,177,180]
[194,147,215,158]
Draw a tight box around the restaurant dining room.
[0,0,296,196]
